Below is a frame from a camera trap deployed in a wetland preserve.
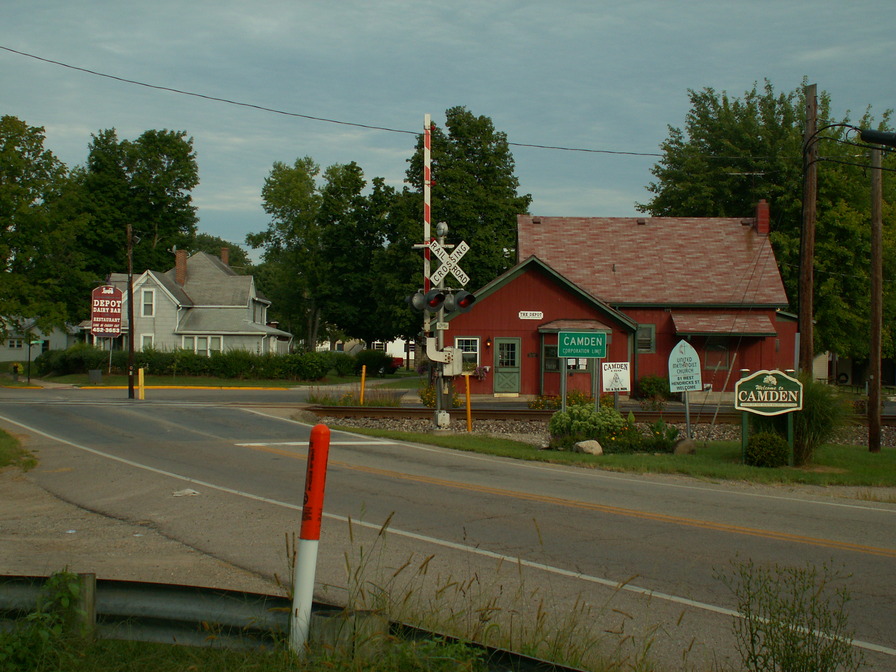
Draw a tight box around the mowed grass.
[330,426,896,488]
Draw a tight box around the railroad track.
[305,404,893,426]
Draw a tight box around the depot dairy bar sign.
[91,285,123,337]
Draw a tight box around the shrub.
[792,374,853,466]
[355,349,394,376]
[290,352,330,381]
[209,349,256,378]
[636,374,670,400]
[643,419,679,453]
[745,431,790,468]
[328,352,356,377]
[548,404,627,449]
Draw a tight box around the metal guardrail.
[0,575,586,672]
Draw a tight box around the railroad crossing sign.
[429,240,469,286]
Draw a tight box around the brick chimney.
[175,249,188,285]
[755,199,770,235]
[220,247,230,266]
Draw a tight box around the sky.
[2,1,895,260]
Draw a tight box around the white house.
[89,249,292,354]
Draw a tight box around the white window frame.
[140,334,154,351]
[8,339,23,349]
[141,289,155,317]
[182,335,223,356]
[455,337,480,373]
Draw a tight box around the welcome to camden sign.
[735,370,803,416]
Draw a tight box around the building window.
[372,341,386,351]
[637,324,655,353]
[141,289,155,317]
[141,334,154,351]
[8,339,23,349]
[543,344,560,372]
[182,335,222,356]
[455,337,479,372]
[705,337,730,370]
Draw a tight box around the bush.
[354,349,394,376]
[745,431,790,468]
[327,352,356,377]
[548,404,627,449]
[290,352,330,381]
[643,419,679,453]
[636,374,670,400]
[792,374,853,466]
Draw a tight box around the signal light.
[443,290,476,314]
[408,289,447,313]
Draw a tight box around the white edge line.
[3,412,894,658]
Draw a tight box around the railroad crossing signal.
[429,240,469,286]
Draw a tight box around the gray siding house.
[93,249,292,354]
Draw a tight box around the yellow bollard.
[465,374,472,432]
[138,368,145,400]
[359,365,366,405]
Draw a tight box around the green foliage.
[548,404,626,449]
[717,558,863,672]
[745,431,791,468]
[34,344,331,381]
[636,375,670,400]
[526,391,615,410]
[0,571,84,672]
[326,352,356,377]
[405,106,532,290]
[643,419,679,453]
[792,374,853,466]
[640,79,896,359]
[0,115,91,333]
[419,382,460,409]
[354,349,396,376]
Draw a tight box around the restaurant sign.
[735,369,803,416]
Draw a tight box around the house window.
[8,339,23,349]
[141,289,155,317]
[543,344,560,372]
[454,337,479,372]
[372,342,386,351]
[637,324,655,353]
[182,335,222,356]
[141,334,154,351]
[705,337,730,370]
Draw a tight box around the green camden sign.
[735,369,803,417]
[558,331,607,358]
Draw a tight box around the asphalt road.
[1,386,894,670]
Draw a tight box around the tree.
[191,232,252,273]
[0,115,91,335]
[75,128,199,278]
[405,107,532,291]
[639,80,896,360]
[248,157,324,348]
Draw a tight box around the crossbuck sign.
[429,240,469,286]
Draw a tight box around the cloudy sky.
[3,2,894,257]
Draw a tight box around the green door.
[493,338,521,394]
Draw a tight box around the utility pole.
[798,83,817,373]
[869,147,882,453]
[127,222,135,400]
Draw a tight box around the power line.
[1,45,662,157]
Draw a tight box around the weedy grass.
[0,428,35,471]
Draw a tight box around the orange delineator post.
[290,424,332,654]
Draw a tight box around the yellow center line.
[246,444,896,559]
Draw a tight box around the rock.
[673,438,697,455]
[574,439,603,455]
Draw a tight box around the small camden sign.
[735,369,803,417]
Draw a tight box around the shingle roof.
[164,252,252,306]
[671,311,776,336]
[517,215,788,307]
